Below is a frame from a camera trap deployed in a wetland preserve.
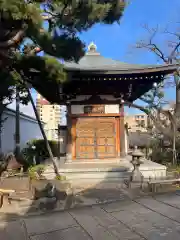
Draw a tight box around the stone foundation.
[44,157,167,184]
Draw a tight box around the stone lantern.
[130,146,144,182]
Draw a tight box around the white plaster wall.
[1,110,43,153]
[71,104,119,114]
[105,105,119,114]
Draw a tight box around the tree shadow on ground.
[0,166,135,239]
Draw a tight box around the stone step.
[64,158,126,164]
[44,159,167,183]
[44,170,131,184]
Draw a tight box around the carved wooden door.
[96,119,116,158]
[76,118,95,159]
[75,118,116,159]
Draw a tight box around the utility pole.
[59,84,63,162]
[15,87,20,157]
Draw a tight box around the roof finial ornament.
[87,42,100,56]
[88,42,97,52]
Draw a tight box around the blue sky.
[80,0,179,64]
[13,0,180,117]
[78,0,180,113]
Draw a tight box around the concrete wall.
[1,109,43,153]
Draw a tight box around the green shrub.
[150,138,173,164]
[22,139,59,164]
[28,164,45,180]
[55,175,66,181]
[21,147,34,167]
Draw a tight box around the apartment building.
[125,113,149,132]
[36,94,66,140]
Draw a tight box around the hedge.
[22,139,59,165]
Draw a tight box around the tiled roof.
[64,43,179,73]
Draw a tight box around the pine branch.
[42,15,53,21]
[0,29,25,48]
[28,46,42,55]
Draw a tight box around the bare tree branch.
[124,101,173,139]
[164,29,180,39]
[169,42,180,62]
[137,40,168,63]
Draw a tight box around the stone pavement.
[0,182,135,218]
[2,192,180,239]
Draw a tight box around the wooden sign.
[84,105,105,114]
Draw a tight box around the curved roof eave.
[64,42,179,75]
[64,63,179,75]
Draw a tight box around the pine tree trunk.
[25,85,60,176]
[0,113,2,153]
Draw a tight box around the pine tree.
[0,1,126,175]
[0,1,125,72]
[0,0,126,101]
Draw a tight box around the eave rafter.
[71,74,165,82]
[61,71,166,102]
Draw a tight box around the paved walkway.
[2,192,180,239]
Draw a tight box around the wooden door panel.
[76,118,95,159]
[76,119,95,137]
[96,119,116,158]
[76,152,95,159]
[76,137,94,145]
[75,117,117,159]
[76,129,94,137]
[76,145,95,159]
[97,137,115,145]
[78,145,94,152]
[96,138,106,145]
[106,146,115,154]
[97,124,115,131]
[106,138,115,145]
[97,146,106,153]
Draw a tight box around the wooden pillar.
[125,123,129,154]
[120,105,126,158]
[66,104,72,162]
